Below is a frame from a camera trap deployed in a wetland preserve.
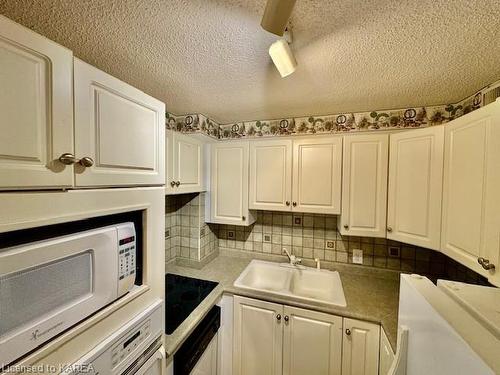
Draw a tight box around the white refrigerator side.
[396,274,496,375]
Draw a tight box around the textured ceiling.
[1,0,500,123]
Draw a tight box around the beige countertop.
[164,252,400,358]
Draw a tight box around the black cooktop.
[165,273,218,335]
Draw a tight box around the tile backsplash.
[165,193,217,266]
[166,200,488,285]
[216,211,489,285]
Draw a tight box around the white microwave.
[0,222,137,367]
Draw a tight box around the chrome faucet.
[283,248,302,266]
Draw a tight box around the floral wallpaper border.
[166,79,500,140]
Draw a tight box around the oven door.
[0,226,119,367]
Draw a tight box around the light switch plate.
[352,249,363,264]
[326,240,336,250]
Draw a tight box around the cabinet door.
[379,328,395,375]
[342,318,380,375]
[74,58,165,187]
[283,306,342,375]
[0,16,73,189]
[292,137,342,214]
[172,132,204,194]
[209,142,255,225]
[387,126,444,250]
[165,130,174,194]
[340,134,388,237]
[233,296,283,375]
[249,140,293,211]
[441,101,500,285]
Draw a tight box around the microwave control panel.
[117,223,136,296]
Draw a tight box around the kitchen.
[0,1,499,374]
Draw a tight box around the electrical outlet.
[263,234,271,243]
[326,240,336,250]
[227,230,235,239]
[388,246,400,257]
[352,249,363,264]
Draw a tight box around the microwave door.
[0,226,120,367]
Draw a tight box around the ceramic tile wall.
[216,211,489,285]
[164,193,218,266]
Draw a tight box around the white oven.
[0,222,137,367]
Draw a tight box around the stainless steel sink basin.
[234,260,347,307]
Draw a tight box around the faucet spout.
[283,248,302,266]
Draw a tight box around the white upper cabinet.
[340,134,388,237]
[206,142,256,226]
[341,318,380,375]
[0,16,74,189]
[249,140,293,211]
[249,137,342,214]
[292,137,342,214]
[233,296,283,375]
[387,126,444,250]
[74,59,165,187]
[166,131,205,194]
[441,100,500,285]
[283,306,342,375]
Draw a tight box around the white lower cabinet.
[341,318,380,375]
[233,296,283,375]
[233,296,378,375]
[283,306,342,375]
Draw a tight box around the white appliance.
[0,222,137,367]
[390,274,499,375]
[63,300,165,375]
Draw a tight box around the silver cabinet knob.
[344,225,349,230]
[175,181,181,187]
[170,181,176,187]
[478,257,496,271]
[79,156,94,167]
[345,328,351,336]
[284,315,289,322]
[58,153,77,165]
[387,227,393,233]
[286,201,290,206]
[276,314,281,321]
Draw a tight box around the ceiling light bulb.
[269,39,297,78]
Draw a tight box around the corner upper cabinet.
[74,58,165,187]
[166,131,205,194]
[249,140,293,211]
[0,15,74,189]
[206,142,256,226]
[441,100,500,286]
[292,137,342,214]
[387,126,444,250]
[341,318,380,375]
[340,134,388,237]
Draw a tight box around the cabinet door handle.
[170,181,176,187]
[345,328,351,336]
[387,226,393,233]
[478,257,496,271]
[286,201,290,206]
[276,314,281,321]
[79,156,94,167]
[344,225,349,230]
[175,181,181,187]
[292,202,297,207]
[58,153,77,165]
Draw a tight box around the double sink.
[234,260,347,307]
